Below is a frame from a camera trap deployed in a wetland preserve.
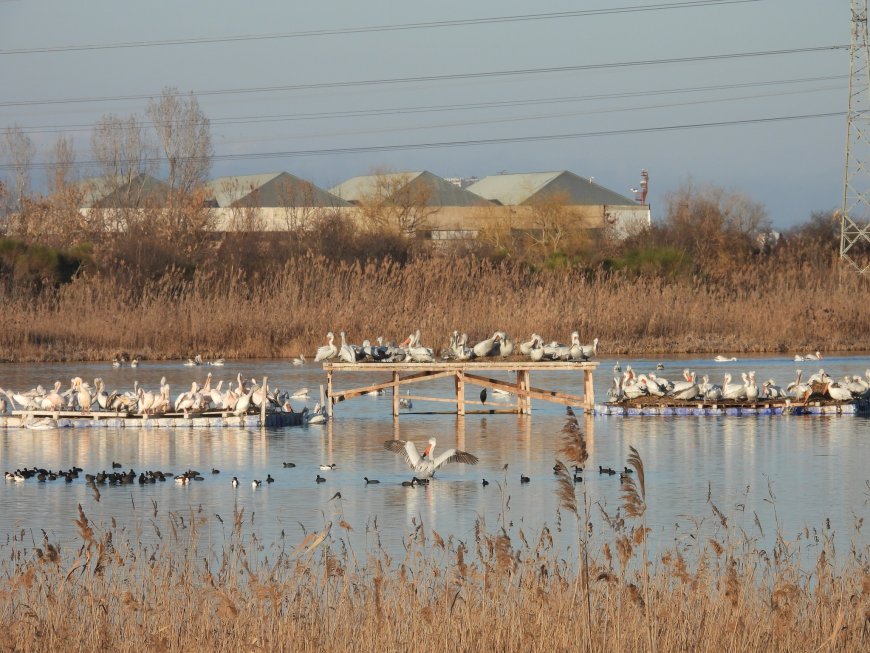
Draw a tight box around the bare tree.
[2,125,35,214]
[357,169,436,235]
[146,87,212,201]
[524,191,587,257]
[91,113,156,203]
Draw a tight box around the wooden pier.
[323,361,599,417]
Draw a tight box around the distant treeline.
[1,122,869,362]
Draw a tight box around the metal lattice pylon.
[842,0,870,274]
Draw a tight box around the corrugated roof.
[467,171,636,206]
[206,172,350,208]
[330,171,491,207]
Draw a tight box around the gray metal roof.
[76,173,168,208]
[330,171,491,207]
[207,172,350,208]
[467,171,636,206]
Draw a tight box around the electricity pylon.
[842,0,870,274]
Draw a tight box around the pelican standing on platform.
[384,437,478,479]
[315,332,338,362]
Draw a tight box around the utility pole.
[841,0,870,274]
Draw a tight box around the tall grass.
[0,467,866,651]
[0,255,867,362]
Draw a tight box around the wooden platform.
[0,409,304,429]
[324,360,599,417]
[594,398,869,416]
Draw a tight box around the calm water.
[1,355,868,560]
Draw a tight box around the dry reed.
[0,486,866,652]
[0,255,868,362]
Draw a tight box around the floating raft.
[0,409,304,429]
[594,398,870,416]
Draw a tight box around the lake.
[1,354,868,563]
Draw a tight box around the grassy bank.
[0,256,867,363]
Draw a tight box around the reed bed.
[0,414,867,652]
[0,256,867,362]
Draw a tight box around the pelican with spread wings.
[384,437,478,479]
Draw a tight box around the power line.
[0,0,762,55]
[10,74,846,135]
[0,44,846,109]
[0,111,843,172]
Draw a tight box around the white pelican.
[314,332,338,362]
[211,358,225,367]
[292,354,306,366]
[338,331,356,363]
[383,437,478,479]
[805,351,823,361]
[184,358,197,367]
[763,379,787,399]
[638,374,664,397]
[73,377,92,413]
[290,387,310,399]
[722,373,746,400]
[519,334,541,356]
[39,381,64,411]
[232,385,255,417]
[578,337,599,361]
[669,371,698,400]
[568,331,583,360]
[825,381,852,402]
[744,371,759,402]
[605,376,623,403]
[497,332,514,358]
[175,382,200,414]
[112,357,121,368]
[529,335,544,362]
[130,358,139,368]
[714,355,737,362]
[405,330,435,363]
[787,370,811,399]
[472,332,500,358]
[306,403,326,424]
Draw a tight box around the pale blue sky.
[0,0,848,227]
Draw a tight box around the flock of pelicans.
[607,363,870,403]
[309,330,599,363]
[0,372,327,425]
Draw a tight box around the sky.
[0,0,850,228]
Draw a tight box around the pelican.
[578,337,599,361]
[605,376,624,403]
[405,330,434,363]
[825,381,852,402]
[472,332,500,358]
[338,331,356,364]
[497,331,514,358]
[290,387,310,399]
[211,358,225,367]
[805,351,823,361]
[232,385,255,417]
[306,403,326,424]
[744,371,759,402]
[292,354,306,366]
[451,333,474,361]
[793,354,805,362]
[787,370,810,398]
[714,355,737,362]
[529,335,545,362]
[383,437,478,479]
[763,379,787,399]
[112,357,121,368]
[703,375,723,401]
[39,381,64,411]
[130,358,139,368]
[519,334,541,357]
[669,370,698,400]
[314,332,338,362]
[72,377,92,413]
[568,331,583,361]
[722,373,745,400]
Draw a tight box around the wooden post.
[326,369,333,418]
[516,370,523,414]
[260,376,268,425]
[392,371,400,417]
[456,371,465,416]
[319,384,326,414]
[583,368,595,413]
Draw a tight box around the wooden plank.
[324,361,599,372]
[392,371,399,417]
[331,370,458,401]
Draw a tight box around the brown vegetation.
[0,434,866,652]
[2,91,869,361]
